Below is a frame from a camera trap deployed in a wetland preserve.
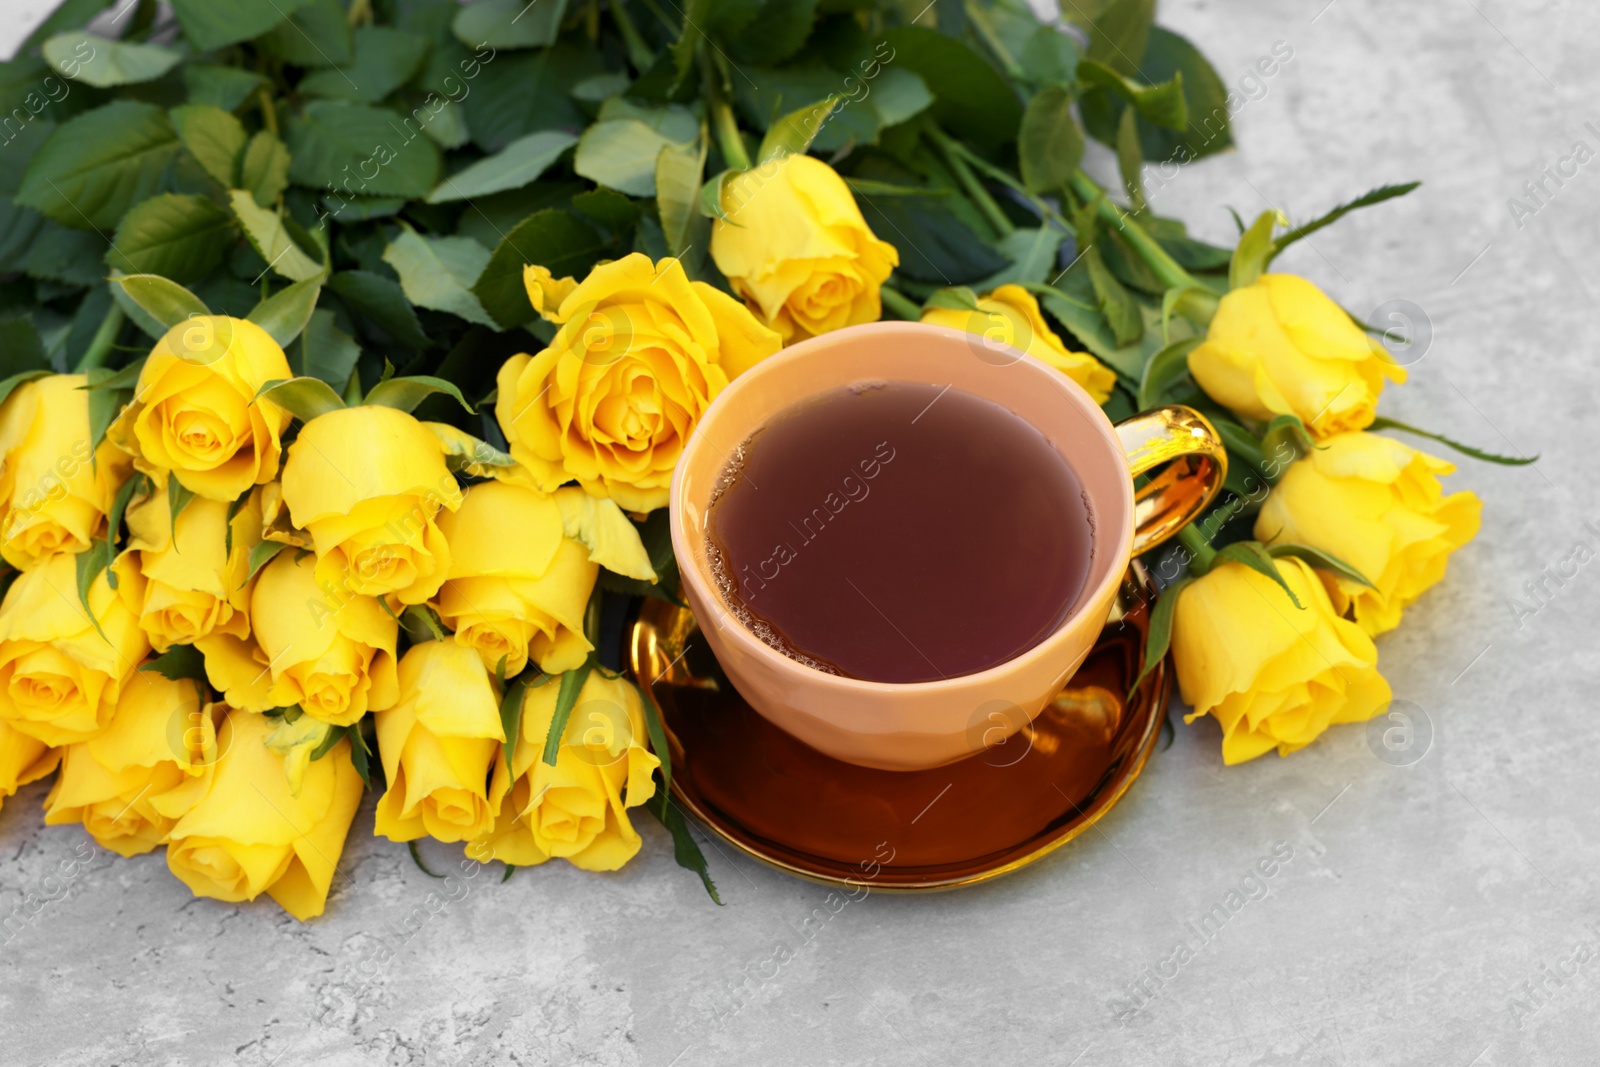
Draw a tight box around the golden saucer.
[628,563,1171,892]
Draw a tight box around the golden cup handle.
[1114,405,1229,556]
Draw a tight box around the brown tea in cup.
[705,380,1094,684]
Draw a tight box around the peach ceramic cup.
[669,321,1225,771]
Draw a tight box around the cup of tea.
[669,321,1226,771]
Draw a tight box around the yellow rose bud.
[471,671,658,872]
[495,253,781,512]
[374,640,505,843]
[108,316,293,501]
[0,717,58,813]
[166,706,364,920]
[434,481,597,677]
[120,482,260,652]
[43,675,215,856]
[1255,432,1482,635]
[198,551,399,726]
[711,154,899,342]
[1188,274,1406,437]
[0,374,132,569]
[280,404,463,604]
[920,284,1117,403]
[0,551,150,746]
[1173,556,1391,764]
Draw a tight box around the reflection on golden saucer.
[628,563,1172,892]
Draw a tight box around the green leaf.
[170,0,313,52]
[1367,416,1538,466]
[17,101,181,231]
[1087,249,1140,347]
[1266,543,1376,590]
[1018,85,1083,195]
[879,26,1022,149]
[1137,336,1200,410]
[171,104,247,188]
[298,26,428,104]
[855,195,1008,284]
[43,32,181,89]
[724,0,816,66]
[472,210,611,329]
[1215,541,1302,609]
[1068,0,1154,78]
[284,101,443,200]
[758,95,841,164]
[110,274,209,330]
[1019,24,1081,87]
[256,0,352,67]
[657,136,707,261]
[1115,107,1146,212]
[25,222,108,289]
[363,375,473,415]
[230,191,325,283]
[1270,182,1423,263]
[575,119,690,198]
[634,679,672,792]
[183,66,266,111]
[572,188,643,233]
[462,45,604,153]
[108,193,235,284]
[257,376,346,422]
[498,673,531,775]
[138,644,209,682]
[1079,59,1187,132]
[400,604,447,643]
[309,722,347,762]
[293,308,362,391]
[426,130,578,204]
[88,358,146,393]
[646,791,722,905]
[453,0,571,49]
[239,131,291,207]
[347,722,374,789]
[247,278,321,347]
[1129,575,1189,700]
[542,659,595,767]
[381,228,494,328]
[327,271,430,351]
[168,479,197,531]
[247,539,289,583]
[1229,209,1283,290]
[0,370,52,410]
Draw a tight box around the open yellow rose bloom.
[1173,557,1392,764]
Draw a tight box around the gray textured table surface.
[3,2,1598,1065]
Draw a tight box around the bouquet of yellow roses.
[0,0,1523,917]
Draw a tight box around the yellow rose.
[1255,432,1481,635]
[43,675,215,856]
[198,551,399,726]
[434,481,598,677]
[166,706,364,920]
[920,284,1117,403]
[119,481,260,652]
[1173,556,1391,764]
[711,153,899,342]
[374,640,504,843]
[471,671,658,872]
[495,253,781,512]
[0,374,132,569]
[280,404,463,604]
[0,552,150,746]
[0,717,58,813]
[1188,274,1406,437]
[109,315,293,501]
